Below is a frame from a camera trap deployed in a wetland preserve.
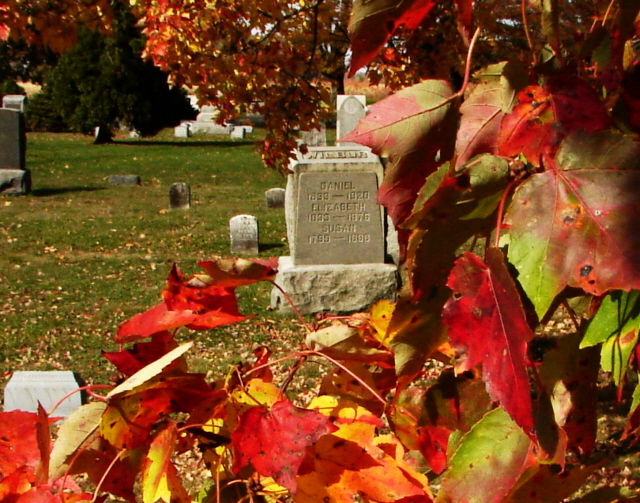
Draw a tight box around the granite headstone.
[170,183,191,209]
[230,214,259,254]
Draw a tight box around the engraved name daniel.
[304,178,376,245]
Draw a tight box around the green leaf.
[437,408,534,503]
[506,131,640,318]
[582,291,640,388]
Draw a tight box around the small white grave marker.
[4,371,83,418]
[230,214,259,254]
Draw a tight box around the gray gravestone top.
[0,109,26,170]
[230,214,259,254]
[2,95,27,112]
[285,146,385,265]
[170,182,191,209]
[109,174,141,186]
[265,188,286,209]
[336,95,366,144]
[294,171,384,265]
[230,126,246,140]
[300,122,327,147]
[3,371,83,417]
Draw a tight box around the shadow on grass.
[259,243,286,252]
[115,140,255,148]
[31,187,105,197]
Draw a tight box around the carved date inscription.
[295,171,384,265]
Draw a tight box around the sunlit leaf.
[232,399,336,493]
[443,249,535,433]
[438,408,535,503]
[506,131,640,318]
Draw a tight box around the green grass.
[0,130,304,384]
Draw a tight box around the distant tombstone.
[129,130,141,139]
[174,124,191,138]
[0,109,26,170]
[0,169,31,195]
[170,182,191,209]
[300,122,327,147]
[196,112,218,122]
[2,95,27,112]
[230,214,259,254]
[93,126,112,144]
[265,188,286,209]
[230,126,246,140]
[109,174,141,186]
[336,95,366,144]
[4,371,83,418]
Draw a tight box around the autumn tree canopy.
[1,0,614,171]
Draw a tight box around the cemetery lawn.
[0,130,307,387]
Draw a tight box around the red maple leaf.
[442,249,535,434]
[231,399,336,494]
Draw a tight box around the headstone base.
[0,169,31,195]
[270,256,398,315]
[3,371,83,418]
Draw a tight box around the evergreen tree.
[26,2,195,136]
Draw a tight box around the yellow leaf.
[107,342,193,398]
[369,300,395,347]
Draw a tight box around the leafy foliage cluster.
[2,0,640,502]
[24,2,195,136]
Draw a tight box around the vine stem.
[493,178,520,248]
[47,384,112,416]
[92,449,126,503]
[270,280,314,332]
[459,27,482,96]
[243,350,386,407]
[521,0,536,65]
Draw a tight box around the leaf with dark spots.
[231,399,336,494]
[498,85,555,166]
[506,131,640,318]
[438,408,535,503]
[582,290,640,390]
[416,425,451,474]
[348,0,438,76]
[296,421,432,502]
[455,61,528,168]
[442,249,535,433]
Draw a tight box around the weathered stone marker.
[2,95,27,112]
[0,109,26,171]
[265,187,286,209]
[4,371,83,418]
[300,122,327,147]
[170,183,191,209]
[0,108,29,195]
[0,169,31,195]
[109,174,141,186]
[271,145,398,314]
[230,214,259,254]
[336,95,366,144]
